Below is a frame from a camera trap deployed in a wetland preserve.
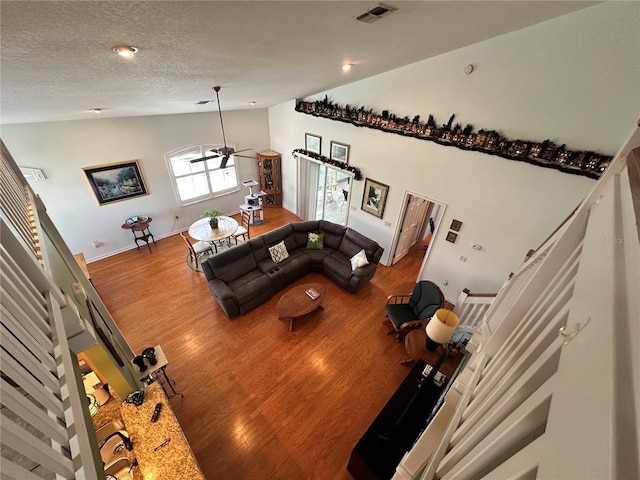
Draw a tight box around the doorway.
[389,192,446,274]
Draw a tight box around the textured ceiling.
[0,1,597,125]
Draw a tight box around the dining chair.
[232,210,251,244]
[180,231,214,270]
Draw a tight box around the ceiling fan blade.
[233,148,253,154]
[189,154,222,164]
[235,154,258,159]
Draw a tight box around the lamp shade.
[87,394,100,417]
[426,309,459,346]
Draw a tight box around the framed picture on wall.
[446,231,458,243]
[450,219,463,232]
[330,141,350,164]
[83,160,148,206]
[305,133,322,154]
[361,178,389,218]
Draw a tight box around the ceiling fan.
[190,86,255,168]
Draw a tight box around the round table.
[188,216,239,246]
[276,283,327,332]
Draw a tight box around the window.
[165,144,239,206]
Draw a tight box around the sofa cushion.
[258,249,312,283]
[262,224,296,252]
[269,240,290,263]
[322,251,352,288]
[306,232,324,250]
[303,247,334,270]
[319,220,346,250]
[339,228,380,260]
[248,236,269,263]
[291,221,321,249]
[227,270,273,304]
[350,249,369,270]
[207,242,256,283]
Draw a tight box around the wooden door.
[393,195,430,264]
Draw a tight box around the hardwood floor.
[89,208,427,480]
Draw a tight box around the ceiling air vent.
[355,3,397,24]
[196,100,211,105]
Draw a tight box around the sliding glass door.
[297,156,351,225]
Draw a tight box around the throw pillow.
[350,249,369,271]
[306,232,325,250]
[269,240,290,263]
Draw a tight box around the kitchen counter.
[121,383,205,480]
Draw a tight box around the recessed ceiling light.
[342,63,352,72]
[248,101,256,106]
[112,45,138,57]
[88,108,103,113]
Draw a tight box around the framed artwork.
[450,219,463,232]
[305,133,322,154]
[361,178,389,218]
[83,160,148,206]
[330,141,350,163]
[446,231,458,243]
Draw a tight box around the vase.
[210,220,219,229]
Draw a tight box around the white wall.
[1,109,270,261]
[268,2,639,300]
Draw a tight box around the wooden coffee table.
[276,283,327,332]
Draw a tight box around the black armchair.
[384,280,444,341]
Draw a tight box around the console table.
[347,360,446,480]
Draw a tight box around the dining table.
[188,216,239,253]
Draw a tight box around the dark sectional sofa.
[202,220,384,318]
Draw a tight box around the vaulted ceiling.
[0,1,597,125]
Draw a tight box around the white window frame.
[165,143,240,207]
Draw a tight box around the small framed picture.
[361,178,389,218]
[446,232,458,243]
[83,160,148,206]
[450,219,463,232]
[330,141,350,164]
[305,133,322,155]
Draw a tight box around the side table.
[134,345,183,399]
[121,217,155,253]
[402,329,463,379]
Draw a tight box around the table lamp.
[425,308,459,351]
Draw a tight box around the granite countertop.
[121,383,205,480]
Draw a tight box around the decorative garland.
[295,97,612,179]
[292,148,363,180]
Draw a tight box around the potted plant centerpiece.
[202,209,222,229]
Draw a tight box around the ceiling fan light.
[341,63,352,72]
[112,45,138,57]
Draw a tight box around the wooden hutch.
[257,150,282,207]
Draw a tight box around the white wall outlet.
[471,243,482,250]
[92,240,101,248]
[384,221,391,227]
[459,255,467,262]
[443,279,449,286]
[350,205,356,211]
